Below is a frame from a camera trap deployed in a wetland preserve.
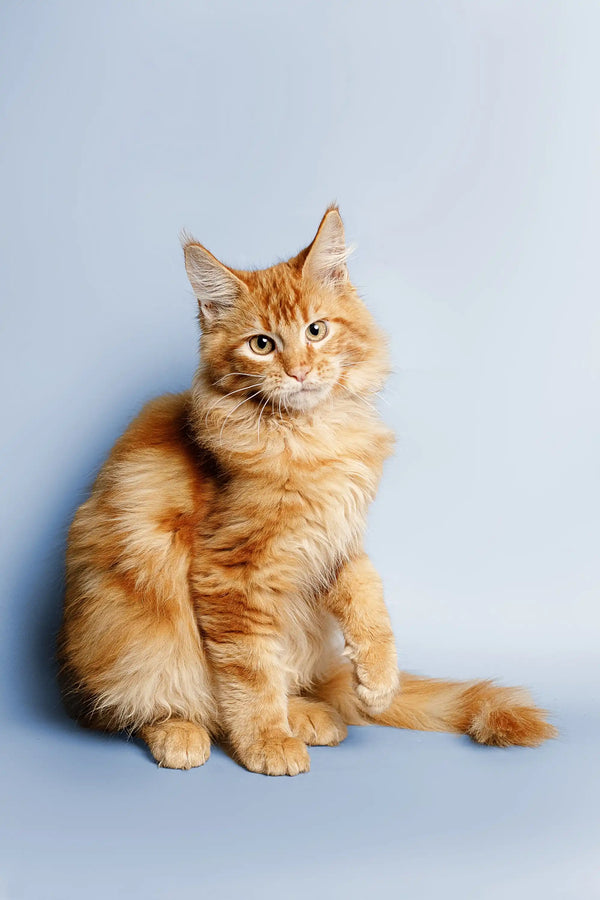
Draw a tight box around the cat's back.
[61,392,218,729]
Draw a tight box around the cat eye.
[249,334,276,355]
[306,320,328,342]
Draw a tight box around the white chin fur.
[279,386,330,411]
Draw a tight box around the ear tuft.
[302,207,354,289]
[181,235,243,322]
[179,228,197,251]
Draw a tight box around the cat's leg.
[320,556,556,745]
[196,587,310,776]
[323,552,399,715]
[60,567,216,769]
[314,660,557,747]
[60,397,219,770]
[287,696,347,746]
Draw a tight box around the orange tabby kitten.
[58,208,556,774]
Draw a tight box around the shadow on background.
[12,459,154,768]
[10,395,158,734]
[13,487,86,732]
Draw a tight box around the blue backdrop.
[1,2,598,897]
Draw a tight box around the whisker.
[214,372,266,385]
[337,382,379,414]
[204,383,264,428]
[257,395,270,443]
[374,391,392,407]
[219,391,262,445]
[219,383,264,398]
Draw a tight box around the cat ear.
[302,207,351,289]
[181,233,244,322]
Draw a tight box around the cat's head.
[183,207,389,413]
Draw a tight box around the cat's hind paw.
[288,697,348,746]
[140,720,211,769]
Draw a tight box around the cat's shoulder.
[113,391,194,456]
[95,392,222,510]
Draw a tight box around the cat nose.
[287,365,311,383]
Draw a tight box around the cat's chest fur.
[191,410,393,687]
[199,410,394,596]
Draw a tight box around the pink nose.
[287,366,311,383]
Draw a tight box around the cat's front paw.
[356,679,399,715]
[352,642,400,714]
[239,731,311,776]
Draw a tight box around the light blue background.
[1,1,599,898]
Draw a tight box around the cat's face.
[184,208,389,413]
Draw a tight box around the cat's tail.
[315,664,557,747]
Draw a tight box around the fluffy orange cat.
[58,207,556,774]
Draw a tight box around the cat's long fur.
[58,208,556,774]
